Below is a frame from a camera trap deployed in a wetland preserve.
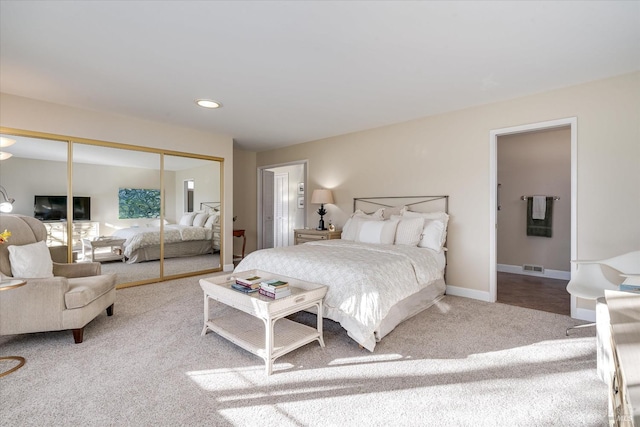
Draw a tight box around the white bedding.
[113,224,214,259]
[235,240,445,351]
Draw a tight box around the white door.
[274,173,289,247]
[261,170,275,248]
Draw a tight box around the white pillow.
[192,212,209,227]
[178,212,197,226]
[341,209,385,241]
[204,213,220,228]
[392,215,425,246]
[403,210,449,251]
[8,241,54,279]
[342,216,382,241]
[356,218,399,245]
[382,205,407,219]
[147,219,169,227]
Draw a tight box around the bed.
[112,211,221,264]
[234,195,449,351]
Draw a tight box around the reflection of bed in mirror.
[112,210,221,264]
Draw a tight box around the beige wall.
[255,72,640,297]
[233,148,258,257]
[0,93,235,268]
[497,127,571,272]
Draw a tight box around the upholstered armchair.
[0,214,116,343]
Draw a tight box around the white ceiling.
[1,1,638,152]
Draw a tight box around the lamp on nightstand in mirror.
[311,189,333,231]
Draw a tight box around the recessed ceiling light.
[196,99,222,109]
[0,152,13,160]
[0,137,16,148]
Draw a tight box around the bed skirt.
[126,240,215,263]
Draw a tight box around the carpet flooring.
[0,274,607,426]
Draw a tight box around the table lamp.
[311,189,333,230]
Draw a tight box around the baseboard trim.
[446,285,493,302]
[497,264,570,280]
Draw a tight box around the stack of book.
[259,279,291,299]
[230,275,262,293]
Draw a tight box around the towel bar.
[521,196,560,201]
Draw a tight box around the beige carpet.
[0,274,607,426]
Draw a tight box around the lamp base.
[316,204,327,230]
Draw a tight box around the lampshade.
[0,185,15,213]
[311,189,334,205]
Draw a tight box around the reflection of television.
[34,196,91,221]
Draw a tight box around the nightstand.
[294,228,341,245]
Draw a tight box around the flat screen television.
[34,196,91,221]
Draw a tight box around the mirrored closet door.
[1,129,223,288]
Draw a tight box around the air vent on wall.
[523,264,544,273]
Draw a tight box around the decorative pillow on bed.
[403,210,449,251]
[355,218,400,245]
[8,240,54,279]
[391,215,425,246]
[192,212,210,227]
[204,213,220,228]
[342,216,382,241]
[178,212,197,226]
[382,205,407,219]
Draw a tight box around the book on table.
[235,275,263,288]
[260,279,288,288]
[231,283,260,293]
[258,288,292,299]
[261,282,291,293]
[234,280,261,290]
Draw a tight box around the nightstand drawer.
[293,229,341,245]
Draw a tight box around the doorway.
[257,161,307,250]
[489,118,579,317]
[496,127,571,315]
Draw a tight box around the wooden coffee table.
[199,270,327,375]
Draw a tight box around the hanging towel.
[527,197,553,238]
[532,195,546,220]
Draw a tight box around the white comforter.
[235,240,445,351]
[113,225,213,258]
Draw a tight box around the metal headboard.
[199,201,220,212]
[353,195,449,214]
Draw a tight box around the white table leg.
[317,301,325,348]
[264,317,274,375]
[201,294,209,336]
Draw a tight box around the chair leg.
[566,322,596,336]
[72,328,84,344]
[106,304,114,316]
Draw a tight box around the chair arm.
[53,262,101,278]
[0,277,69,334]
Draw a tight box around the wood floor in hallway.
[497,271,570,316]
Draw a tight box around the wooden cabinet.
[294,228,341,245]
